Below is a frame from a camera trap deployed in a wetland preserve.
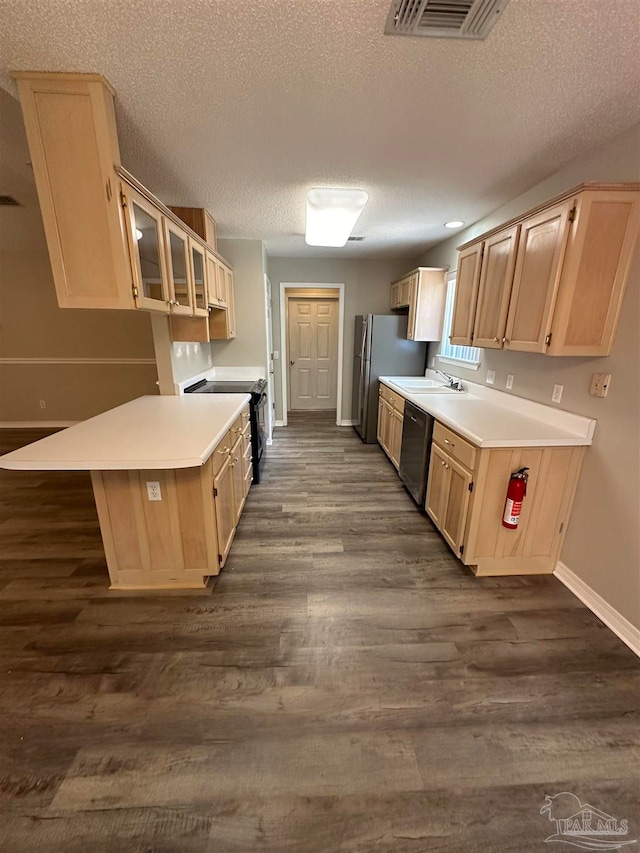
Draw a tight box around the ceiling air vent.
[0,195,21,206]
[348,236,365,242]
[384,0,509,39]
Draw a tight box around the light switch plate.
[273,351,279,359]
[552,384,563,404]
[590,373,611,398]
[486,370,495,385]
[506,374,514,390]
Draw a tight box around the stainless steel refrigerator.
[352,315,427,443]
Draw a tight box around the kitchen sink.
[390,378,457,393]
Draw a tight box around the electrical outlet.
[39,400,46,409]
[506,374,514,390]
[273,351,279,359]
[486,370,495,386]
[590,373,611,398]
[552,384,563,404]
[146,481,162,501]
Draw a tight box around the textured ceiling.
[0,0,639,258]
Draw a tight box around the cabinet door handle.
[218,446,230,455]
[441,460,446,467]
[493,337,500,342]
[106,178,112,201]
[444,438,454,447]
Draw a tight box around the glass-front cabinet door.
[189,238,208,317]
[164,220,194,316]
[121,184,169,312]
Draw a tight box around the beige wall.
[0,88,158,423]
[267,257,415,422]
[210,239,268,371]
[416,123,640,630]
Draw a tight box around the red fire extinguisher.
[502,467,529,529]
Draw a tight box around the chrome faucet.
[436,370,465,392]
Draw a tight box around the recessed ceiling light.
[305,188,368,247]
[444,220,465,229]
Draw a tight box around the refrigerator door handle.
[361,315,369,359]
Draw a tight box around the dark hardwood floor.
[0,413,638,852]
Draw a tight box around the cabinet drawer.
[433,422,476,470]
[379,383,405,413]
[211,429,234,476]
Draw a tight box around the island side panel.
[90,467,212,590]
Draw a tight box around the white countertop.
[0,394,251,471]
[379,377,595,447]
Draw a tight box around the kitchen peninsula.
[0,395,252,590]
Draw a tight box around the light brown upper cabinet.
[390,268,447,341]
[205,253,227,309]
[226,270,237,339]
[164,219,194,316]
[449,243,482,346]
[14,71,233,318]
[215,260,230,309]
[189,238,208,317]
[503,200,574,353]
[121,183,170,312]
[546,188,640,356]
[472,225,520,349]
[390,274,414,310]
[452,183,640,356]
[169,207,217,250]
[14,72,133,309]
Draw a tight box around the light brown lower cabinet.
[91,405,251,590]
[377,384,404,469]
[425,421,586,576]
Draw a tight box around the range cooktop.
[184,378,266,395]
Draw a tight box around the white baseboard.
[554,561,640,657]
[339,419,356,426]
[274,420,285,427]
[266,438,273,445]
[0,421,78,429]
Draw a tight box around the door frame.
[264,274,274,444]
[279,282,345,427]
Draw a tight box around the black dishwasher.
[398,401,434,505]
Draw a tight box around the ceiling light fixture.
[305,188,368,247]
[135,228,143,240]
[444,220,465,229]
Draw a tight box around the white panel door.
[288,298,338,410]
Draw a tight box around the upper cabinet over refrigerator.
[390,268,447,341]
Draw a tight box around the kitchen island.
[0,395,252,590]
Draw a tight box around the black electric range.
[184,378,267,484]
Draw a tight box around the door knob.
[290,360,295,365]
